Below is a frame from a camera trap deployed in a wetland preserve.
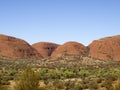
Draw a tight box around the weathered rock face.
[32,42,59,58]
[0,34,42,58]
[88,35,120,61]
[51,41,87,58]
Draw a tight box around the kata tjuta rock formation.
[32,42,59,58]
[0,34,42,58]
[88,35,120,61]
[51,41,87,58]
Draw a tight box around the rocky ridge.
[0,34,120,61]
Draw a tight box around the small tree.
[14,68,39,90]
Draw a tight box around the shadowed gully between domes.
[32,42,59,58]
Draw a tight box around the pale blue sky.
[0,0,120,45]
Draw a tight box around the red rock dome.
[32,42,59,58]
[0,34,42,58]
[88,35,120,61]
[51,41,87,58]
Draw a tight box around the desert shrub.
[44,80,49,85]
[65,80,76,90]
[39,86,53,90]
[2,75,14,81]
[0,74,10,85]
[88,81,98,90]
[8,69,17,76]
[63,70,74,78]
[77,70,90,79]
[39,68,50,80]
[104,75,117,81]
[114,80,120,90]
[72,82,83,90]
[14,68,39,90]
[0,80,10,85]
[0,75,8,90]
[53,80,64,89]
[96,78,103,83]
[82,78,90,84]
[0,86,8,90]
[82,84,89,89]
[48,70,62,79]
[101,79,113,90]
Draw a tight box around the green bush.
[63,70,74,78]
[77,70,90,78]
[14,68,39,90]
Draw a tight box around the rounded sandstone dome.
[32,42,59,58]
[88,35,120,61]
[0,34,42,58]
[51,41,87,58]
